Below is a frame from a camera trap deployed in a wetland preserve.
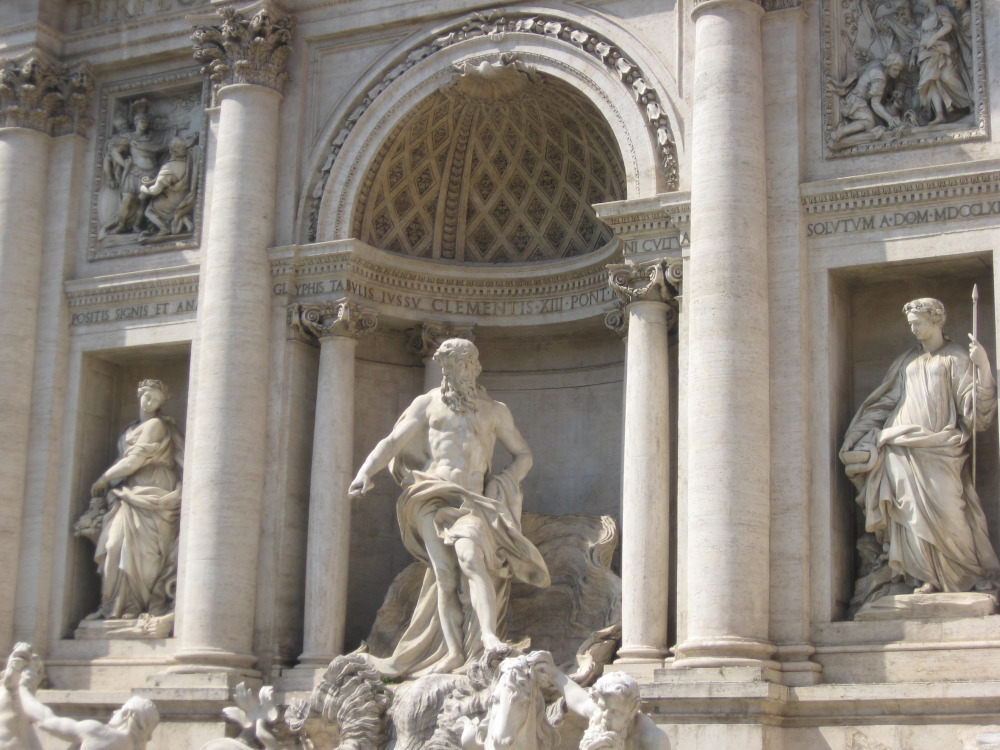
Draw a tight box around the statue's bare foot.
[83,611,104,621]
[915,582,938,594]
[482,633,504,651]
[433,651,465,674]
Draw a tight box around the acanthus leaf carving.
[0,55,94,137]
[191,5,296,95]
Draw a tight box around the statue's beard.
[580,727,626,750]
[441,374,477,413]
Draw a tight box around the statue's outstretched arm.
[349,395,429,497]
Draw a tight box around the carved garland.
[605,257,682,336]
[306,9,680,242]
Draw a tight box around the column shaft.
[619,300,672,662]
[678,0,774,667]
[0,128,51,654]
[176,84,282,670]
[300,334,358,665]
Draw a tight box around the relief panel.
[88,72,209,260]
[821,0,988,156]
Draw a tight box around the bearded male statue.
[349,338,551,677]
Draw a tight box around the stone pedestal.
[292,302,377,667]
[607,258,680,664]
[674,0,774,670]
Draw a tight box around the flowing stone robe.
[841,341,1000,592]
[917,4,972,113]
[94,416,184,618]
[365,418,550,677]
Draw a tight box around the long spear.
[972,284,979,485]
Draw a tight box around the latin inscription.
[71,298,197,327]
[272,281,616,316]
[806,198,1000,237]
[70,0,209,30]
[621,233,687,254]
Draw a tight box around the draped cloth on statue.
[363,427,549,678]
[95,417,184,619]
[841,342,1000,592]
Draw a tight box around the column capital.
[0,55,95,137]
[605,257,681,336]
[288,301,377,343]
[405,322,476,360]
[191,4,296,94]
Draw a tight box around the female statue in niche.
[76,380,184,623]
[841,298,1000,608]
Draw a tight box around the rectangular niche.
[820,0,989,157]
[63,344,190,636]
[829,256,997,621]
[87,70,209,261]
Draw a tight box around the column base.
[773,642,823,686]
[170,646,260,677]
[671,636,778,672]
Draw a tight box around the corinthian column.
[175,6,296,672]
[292,301,377,667]
[406,323,475,392]
[674,0,774,670]
[607,258,681,666]
[0,56,92,654]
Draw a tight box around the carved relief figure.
[829,53,907,145]
[916,0,971,124]
[101,99,166,235]
[349,338,550,677]
[75,380,184,626]
[840,298,1000,606]
[96,92,201,245]
[140,137,196,236]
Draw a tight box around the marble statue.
[21,693,159,749]
[1,643,43,750]
[140,137,196,237]
[535,664,667,750]
[916,0,971,124]
[841,298,1000,604]
[75,379,184,629]
[829,53,907,145]
[200,684,280,750]
[457,650,562,750]
[349,338,550,677]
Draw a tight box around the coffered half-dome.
[352,61,626,264]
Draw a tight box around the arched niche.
[301,9,683,246]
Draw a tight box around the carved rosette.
[405,323,476,360]
[191,6,296,94]
[605,257,682,336]
[288,301,377,343]
[0,56,94,136]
